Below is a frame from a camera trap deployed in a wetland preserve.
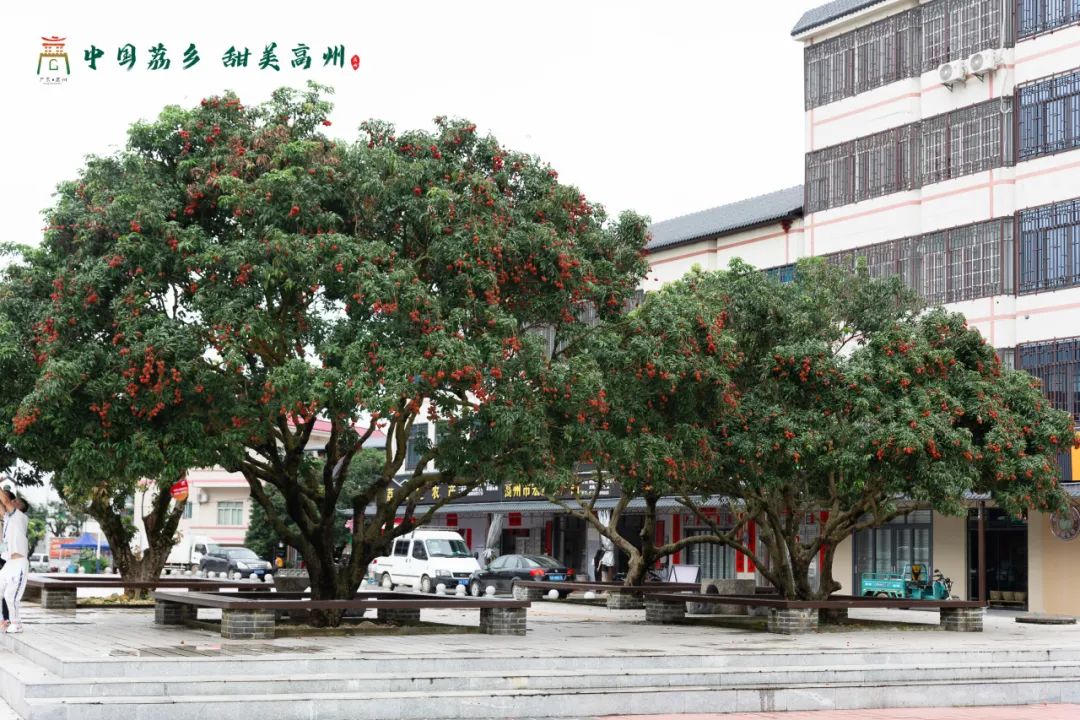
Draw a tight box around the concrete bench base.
[376,607,421,625]
[644,596,686,624]
[155,600,195,625]
[221,609,276,640]
[512,584,546,602]
[480,606,526,635]
[41,587,77,610]
[152,590,530,640]
[606,591,644,610]
[767,607,819,634]
[691,578,755,615]
[940,606,984,632]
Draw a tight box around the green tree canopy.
[529,272,746,583]
[533,260,1074,597]
[697,260,1072,599]
[1,83,648,621]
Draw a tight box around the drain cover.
[1015,614,1077,625]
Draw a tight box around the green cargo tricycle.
[859,563,954,600]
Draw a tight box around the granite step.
[20,675,1080,720]
[16,659,1080,699]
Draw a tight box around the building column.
[1028,511,1045,613]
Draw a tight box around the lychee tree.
[0,83,648,621]
[694,260,1075,600]
[528,273,749,585]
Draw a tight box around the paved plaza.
[5,595,1073,664]
[1,597,1080,718]
[601,708,1080,720]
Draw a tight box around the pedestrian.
[593,547,604,582]
[0,556,7,628]
[0,487,29,633]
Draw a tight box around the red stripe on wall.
[672,513,681,565]
[747,522,756,573]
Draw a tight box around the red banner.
[170,478,189,502]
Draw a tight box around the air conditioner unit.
[967,49,1001,77]
[197,491,209,504]
[938,59,968,88]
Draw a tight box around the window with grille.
[921,0,1010,72]
[922,0,950,69]
[920,98,1014,185]
[805,33,854,109]
[765,264,796,283]
[807,99,1010,214]
[806,8,922,110]
[805,2,1012,110]
[684,528,737,580]
[1018,337,1080,423]
[1018,68,1080,161]
[853,510,933,588]
[405,422,429,469]
[1018,0,1080,38]
[945,220,1008,302]
[1019,196,1080,293]
[823,217,1012,304]
[217,501,244,526]
[920,115,950,186]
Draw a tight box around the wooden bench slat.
[153,590,531,612]
[646,592,987,610]
[515,581,700,593]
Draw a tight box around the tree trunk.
[88,482,184,599]
[622,494,659,586]
[300,515,374,628]
[754,509,846,601]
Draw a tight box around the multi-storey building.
[649,0,1080,614]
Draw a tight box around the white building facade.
[646,0,1080,614]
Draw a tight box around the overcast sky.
[3,0,809,252]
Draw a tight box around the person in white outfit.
[0,488,29,633]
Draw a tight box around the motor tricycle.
[859,563,954,600]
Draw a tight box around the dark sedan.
[199,547,274,579]
[468,554,575,596]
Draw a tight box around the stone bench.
[513,580,700,610]
[645,592,987,635]
[152,589,531,639]
[26,575,264,612]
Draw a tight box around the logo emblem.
[37,36,70,85]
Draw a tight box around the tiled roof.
[791,0,890,36]
[646,186,803,253]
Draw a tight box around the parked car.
[468,554,575,597]
[199,547,273,579]
[29,553,54,573]
[370,529,481,593]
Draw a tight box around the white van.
[165,534,217,570]
[370,529,481,594]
